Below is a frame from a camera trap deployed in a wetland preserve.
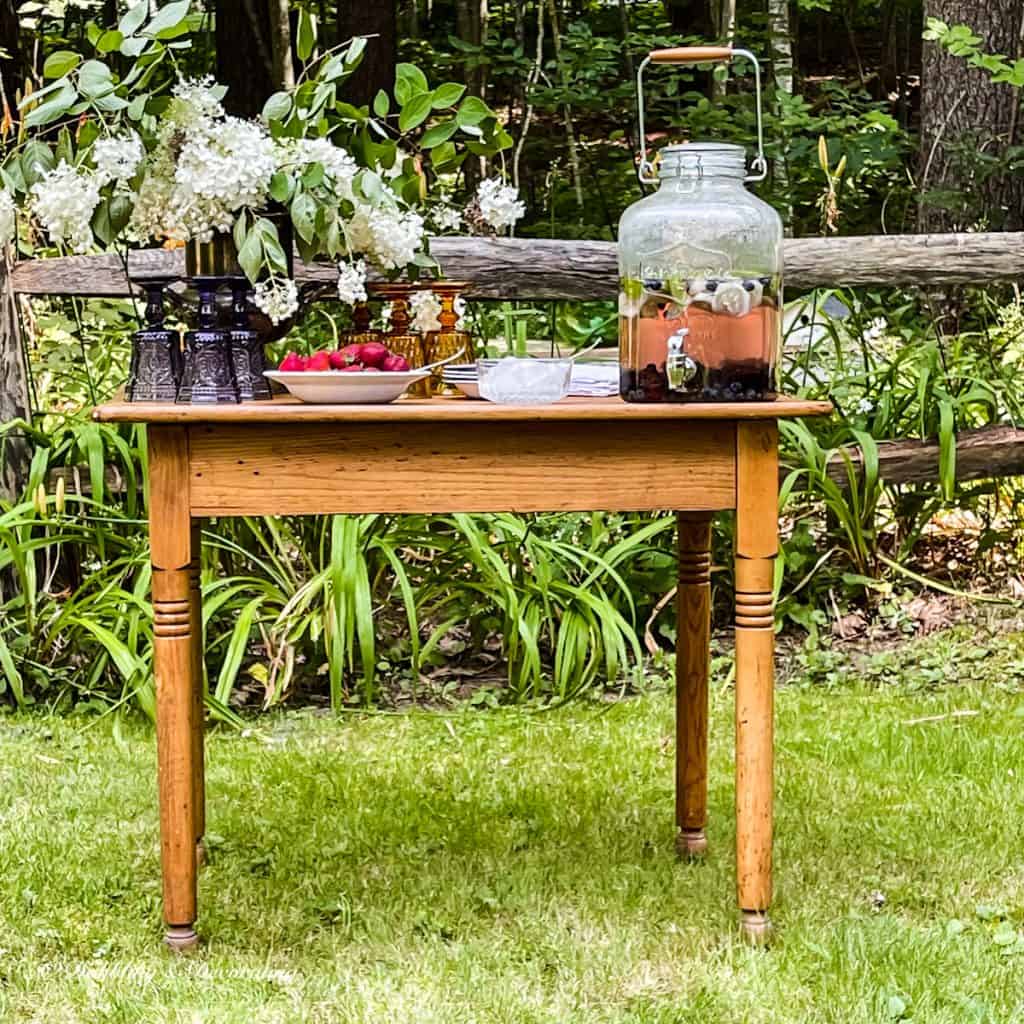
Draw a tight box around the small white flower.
[0,188,15,248]
[864,316,887,342]
[432,205,462,233]
[476,178,525,231]
[856,397,874,414]
[31,161,101,253]
[254,278,299,325]
[336,259,367,306]
[409,289,443,333]
[92,131,144,185]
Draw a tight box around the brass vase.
[424,281,473,397]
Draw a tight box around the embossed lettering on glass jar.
[618,142,783,403]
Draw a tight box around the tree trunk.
[0,0,24,118]
[547,0,584,211]
[337,0,397,108]
[216,0,277,116]
[767,0,793,232]
[0,254,32,501]
[662,0,713,37]
[918,0,1024,231]
[455,0,489,99]
[455,0,488,186]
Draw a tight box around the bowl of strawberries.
[264,342,429,404]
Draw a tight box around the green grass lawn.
[2,629,1024,1023]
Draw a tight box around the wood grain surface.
[733,421,778,921]
[675,513,713,856]
[148,426,199,945]
[94,394,832,424]
[12,233,1024,298]
[186,420,737,515]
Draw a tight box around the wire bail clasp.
[636,45,768,185]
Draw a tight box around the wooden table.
[93,394,832,950]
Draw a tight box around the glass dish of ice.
[477,357,573,405]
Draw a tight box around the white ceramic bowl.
[264,369,430,404]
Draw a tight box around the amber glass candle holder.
[339,302,381,347]
[424,281,473,397]
[370,283,428,397]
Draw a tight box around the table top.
[93,395,833,424]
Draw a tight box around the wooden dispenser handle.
[648,46,733,63]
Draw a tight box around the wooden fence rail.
[4,231,1024,500]
[9,231,1024,299]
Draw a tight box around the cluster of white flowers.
[336,258,368,306]
[409,289,443,333]
[864,316,887,343]
[408,289,467,331]
[0,188,15,248]
[286,137,358,195]
[476,178,525,231]
[31,161,102,253]
[432,205,462,233]
[345,204,425,271]
[254,278,299,325]
[178,118,276,234]
[855,397,875,415]
[92,131,144,185]
[128,77,276,243]
[167,76,226,128]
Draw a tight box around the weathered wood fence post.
[0,252,32,502]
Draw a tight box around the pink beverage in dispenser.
[618,45,783,402]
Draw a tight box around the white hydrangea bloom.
[254,278,299,325]
[92,131,145,185]
[476,178,525,231]
[409,289,443,333]
[168,76,225,130]
[0,188,15,248]
[432,205,462,233]
[176,117,276,211]
[344,203,424,271]
[336,258,367,306]
[31,161,101,253]
[132,115,277,243]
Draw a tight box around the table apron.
[184,420,738,515]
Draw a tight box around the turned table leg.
[189,520,206,868]
[150,426,200,952]
[675,512,712,858]
[734,421,778,945]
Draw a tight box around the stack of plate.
[442,361,619,400]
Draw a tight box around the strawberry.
[338,363,363,372]
[306,351,332,372]
[358,341,389,368]
[278,351,306,372]
[328,350,350,370]
[381,354,410,372]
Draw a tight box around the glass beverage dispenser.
[619,45,782,403]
